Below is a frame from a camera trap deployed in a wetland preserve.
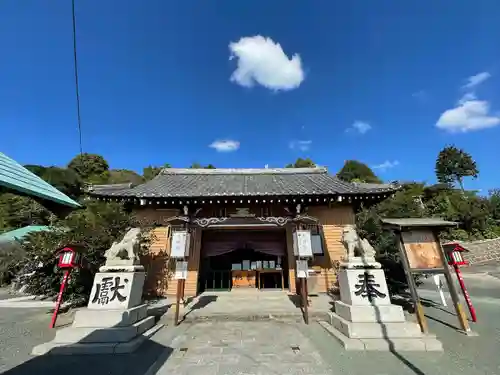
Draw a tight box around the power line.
[72,0,83,155]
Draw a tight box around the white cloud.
[462,72,491,90]
[229,36,304,91]
[346,121,372,134]
[436,100,500,132]
[372,160,399,172]
[289,140,312,151]
[209,139,240,152]
[436,71,499,132]
[457,91,477,105]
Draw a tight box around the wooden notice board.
[401,229,444,270]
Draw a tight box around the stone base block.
[55,316,155,343]
[338,268,391,306]
[72,304,148,328]
[329,312,422,339]
[32,324,164,355]
[334,301,406,323]
[88,272,145,310]
[99,265,145,272]
[318,321,443,352]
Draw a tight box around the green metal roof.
[0,152,81,208]
[0,225,52,243]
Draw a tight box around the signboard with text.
[401,229,444,270]
[296,260,309,278]
[293,230,313,258]
[170,231,190,258]
[174,261,188,280]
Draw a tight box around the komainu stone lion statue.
[104,228,141,264]
[341,225,379,268]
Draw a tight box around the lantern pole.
[50,269,71,328]
[174,274,182,326]
[436,236,471,333]
[454,264,477,322]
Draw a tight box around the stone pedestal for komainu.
[32,228,164,355]
[320,225,444,351]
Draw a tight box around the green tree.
[24,164,47,177]
[18,199,147,305]
[337,160,381,183]
[108,169,145,185]
[355,183,428,294]
[189,163,216,169]
[435,146,479,191]
[143,164,171,181]
[40,167,83,198]
[285,158,316,168]
[489,189,500,222]
[24,165,83,198]
[0,193,52,231]
[0,241,26,285]
[68,153,110,182]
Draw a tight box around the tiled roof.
[0,152,81,208]
[381,218,458,229]
[85,183,135,194]
[89,168,400,199]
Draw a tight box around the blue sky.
[1,1,499,192]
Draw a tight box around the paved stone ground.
[149,295,500,375]
[0,306,177,375]
[2,272,500,375]
[0,307,73,373]
[152,321,333,375]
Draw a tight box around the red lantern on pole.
[443,242,477,322]
[50,245,84,328]
[57,247,81,269]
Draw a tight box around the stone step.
[54,316,155,344]
[329,312,423,339]
[32,323,164,355]
[334,301,406,323]
[72,304,148,328]
[318,321,443,352]
[360,337,443,351]
[179,310,330,323]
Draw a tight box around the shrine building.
[89,167,399,297]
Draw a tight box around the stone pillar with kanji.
[32,228,163,355]
[323,225,443,351]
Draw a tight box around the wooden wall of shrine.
[134,203,355,297]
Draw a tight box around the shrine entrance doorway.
[198,229,289,293]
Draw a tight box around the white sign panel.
[293,230,313,257]
[175,261,188,280]
[296,260,309,278]
[170,231,190,258]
